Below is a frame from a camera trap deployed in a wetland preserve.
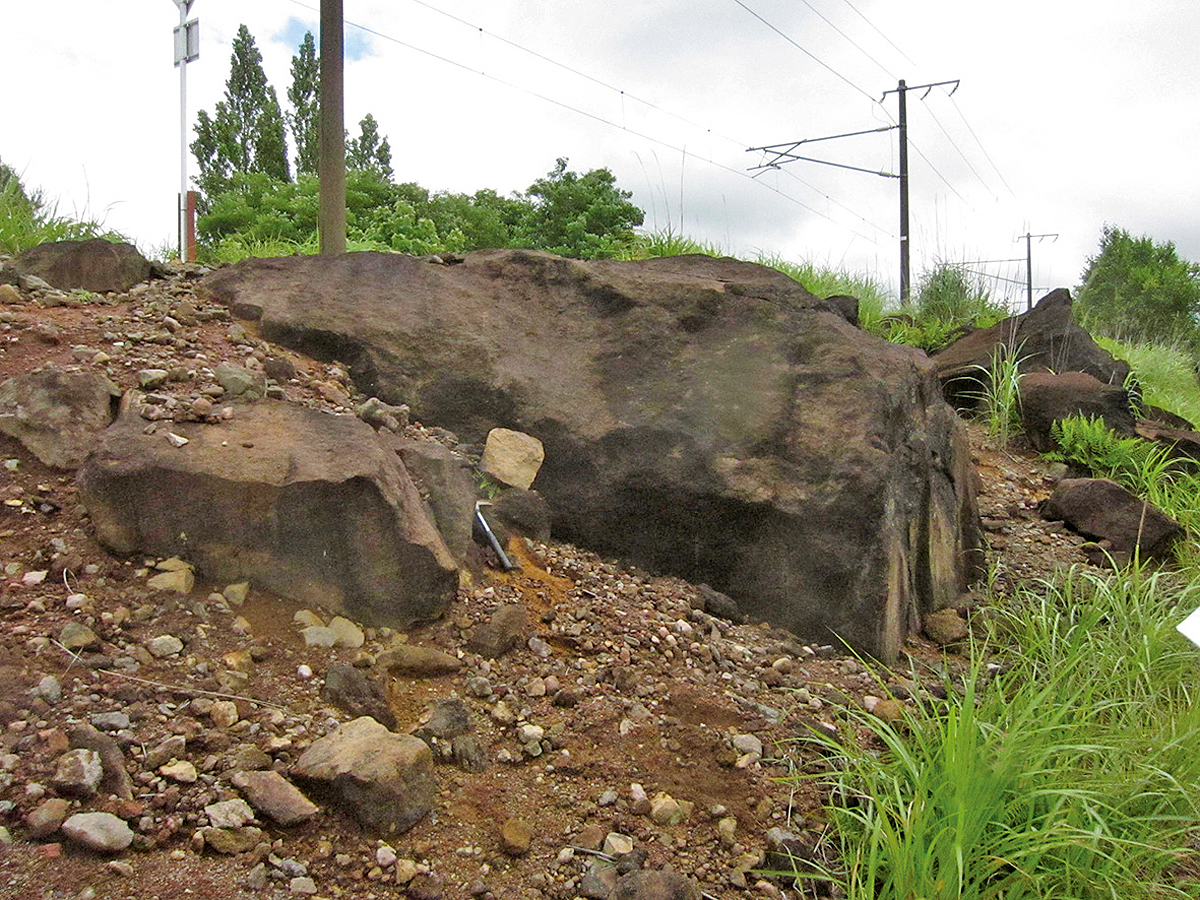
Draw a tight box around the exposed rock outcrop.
[200,250,982,660]
[934,289,1131,410]
[1043,477,1182,557]
[15,239,152,293]
[0,368,120,468]
[76,395,458,631]
[1019,371,1136,451]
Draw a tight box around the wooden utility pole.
[1018,231,1058,310]
[319,0,346,254]
[881,79,959,305]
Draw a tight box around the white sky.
[2,0,1197,309]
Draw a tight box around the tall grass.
[1095,336,1200,427]
[0,164,125,255]
[790,567,1200,899]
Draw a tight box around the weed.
[786,568,1200,899]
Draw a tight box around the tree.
[519,158,644,258]
[192,24,290,201]
[346,114,393,180]
[287,31,320,176]
[1075,224,1200,346]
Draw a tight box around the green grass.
[1096,336,1200,427]
[0,165,126,255]
[788,567,1200,899]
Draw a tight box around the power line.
[836,0,918,68]
[795,0,897,81]
[917,95,998,200]
[732,0,877,103]
[397,0,750,153]
[285,0,890,248]
[948,95,1018,199]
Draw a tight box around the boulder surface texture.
[77,396,457,630]
[0,368,119,468]
[200,250,982,660]
[934,288,1131,410]
[15,239,151,293]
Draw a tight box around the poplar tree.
[346,114,393,180]
[191,24,290,200]
[287,31,320,176]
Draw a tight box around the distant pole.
[897,79,910,306]
[319,0,346,254]
[171,0,198,261]
[1018,231,1059,311]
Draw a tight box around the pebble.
[209,700,240,728]
[145,635,184,658]
[204,798,255,828]
[603,832,634,856]
[61,812,134,853]
[500,817,533,856]
[328,616,365,649]
[159,760,198,784]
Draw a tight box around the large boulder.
[77,396,458,630]
[933,289,1131,410]
[1019,371,1137,452]
[15,239,151,293]
[199,250,983,661]
[1043,478,1182,558]
[293,716,435,833]
[0,367,120,468]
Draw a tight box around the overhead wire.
[795,0,897,81]
[948,95,1019,199]
[918,96,999,200]
[731,0,878,104]
[282,0,890,248]
[836,0,918,68]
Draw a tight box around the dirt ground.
[0,265,1106,900]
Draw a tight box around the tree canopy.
[1075,225,1200,347]
[191,27,644,263]
[191,25,290,200]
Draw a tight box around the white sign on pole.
[1176,606,1200,649]
[174,20,200,66]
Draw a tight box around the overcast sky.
[3,0,1197,309]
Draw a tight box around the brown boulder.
[76,396,457,630]
[1019,372,1136,452]
[15,239,151,293]
[0,368,120,468]
[199,250,982,661]
[1042,478,1182,557]
[934,289,1131,411]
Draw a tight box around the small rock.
[61,812,134,853]
[500,817,533,856]
[147,568,194,593]
[145,634,184,658]
[204,798,255,829]
[603,832,634,856]
[231,770,319,826]
[59,622,100,652]
[202,825,264,854]
[160,759,198,784]
[300,626,337,648]
[649,792,684,826]
[924,608,969,646]
[52,749,103,798]
[376,644,461,676]
[209,700,240,729]
[328,616,365,649]
[289,876,318,894]
[26,798,72,839]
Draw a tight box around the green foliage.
[971,345,1024,447]
[519,158,644,259]
[192,24,290,201]
[914,261,1005,327]
[794,567,1200,899]
[287,31,320,176]
[0,159,125,255]
[1096,335,1200,427]
[1075,224,1200,347]
[346,114,393,181]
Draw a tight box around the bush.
[1076,225,1200,348]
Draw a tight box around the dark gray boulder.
[383,435,476,565]
[77,395,458,630]
[934,289,1132,411]
[1019,371,1137,452]
[0,367,120,468]
[15,239,151,293]
[1043,478,1182,558]
[199,250,982,661]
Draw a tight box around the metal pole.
[1023,233,1033,311]
[319,0,347,255]
[178,3,188,261]
[897,79,910,306]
